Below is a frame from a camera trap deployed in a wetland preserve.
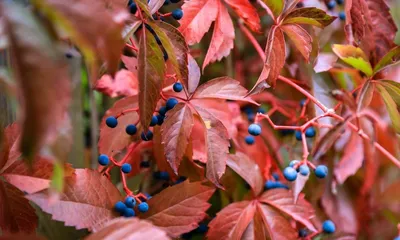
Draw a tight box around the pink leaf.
[187,54,201,94]
[224,0,260,32]
[313,53,338,73]
[94,69,138,98]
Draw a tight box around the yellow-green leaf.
[261,0,284,18]
[373,46,400,74]
[332,44,373,77]
[379,80,400,106]
[282,7,336,28]
[376,84,400,133]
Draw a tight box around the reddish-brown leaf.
[257,203,297,240]
[178,0,219,45]
[356,79,374,112]
[86,217,170,240]
[0,181,38,234]
[121,55,138,73]
[242,208,268,240]
[27,169,122,231]
[203,2,234,70]
[98,96,139,156]
[161,103,194,172]
[1,157,74,194]
[207,201,257,240]
[2,2,70,160]
[224,0,260,32]
[138,27,165,130]
[193,106,230,187]
[0,124,20,172]
[334,132,364,184]
[226,152,263,196]
[281,24,312,62]
[282,7,336,28]
[259,189,317,232]
[192,77,257,104]
[140,180,215,237]
[94,69,138,98]
[153,126,177,178]
[0,233,46,240]
[250,25,285,93]
[344,0,397,63]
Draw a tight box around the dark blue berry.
[336,0,344,4]
[127,0,133,6]
[327,0,336,9]
[265,180,277,190]
[114,201,127,213]
[275,182,289,189]
[172,9,183,20]
[315,165,328,178]
[65,52,73,59]
[299,164,310,176]
[245,135,255,145]
[106,116,118,128]
[123,208,136,217]
[154,171,169,180]
[138,202,149,213]
[257,107,266,114]
[295,130,302,141]
[170,0,180,3]
[129,3,137,14]
[299,228,308,237]
[121,163,132,174]
[140,161,151,168]
[98,154,109,166]
[173,82,183,92]
[280,128,295,136]
[163,0,170,5]
[339,11,346,20]
[150,116,158,126]
[157,115,165,125]
[196,223,208,233]
[283,167,297,181]
[248,124,262,136]
[322,220,336,234]
[247,112,255,122]
[289,160,300,168]
[159,106,167,116]
[300,99,306,107]
[125,196,136,208]
[305,127,316,138]
[166,98,178,110]
[125,124,137,135]
[243,106,253,114]
[272,172,279,180]
[141,131,153,141]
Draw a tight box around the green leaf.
[376,84,400,133]
[332,44,373,77]
[356,80,374,112]
[261,0,284,18]
[282,7,336,28]
[50,161,65,193]
[135,0,153,18]
[379,80,400,106]
[373,46,400,74]
[148,21,189,91]
[138,27,165,130]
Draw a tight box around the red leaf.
[203,2,234,70]
[192,77,257,104]
[121,55,138,73]
[257,203,297,240]
[281,24,312,62]
[140,180,215,237]
[250,25,285,93]
[282,7,336,28]
[138,27,165,130]
[334,132,364,184]
[94,69,138,98]
[1,158,74,194]
[193,106,230,187]
[86,217,170,240]
[292,174,309,203]
[153,126,177,178]
[178,0,219,45]
[0,124,20,172]
[224,0,260,32]
[259,189,317,232]
[98,96,139,156]
[27,169,122,231]
[2,2,70,160]
[241,208,268,240]
[0,181,37,234]
[187,54,201,94]
[0,233,45,240]
[226,152,264,196]
[125,141,153,177]
[161,103,194,172]
[207,201,256,240]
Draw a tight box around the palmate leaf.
[332,44,373,77]
[259,0,284,18]
[282,7,336,28]
[223,0,260,32]
[376,84,400,133]
[94,69,139,98]
[281,24,312,62]
[373,46,400,74]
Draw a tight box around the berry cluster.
[243,105,265,122]
[244,123,262,145]
[295,126,316,141]
[264,173,289,190]
[326,0,346,21]
[298,220,336,238]
[283,160,328,182]
[114,196,150,218]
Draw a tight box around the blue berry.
[138,202,149,213]
[121,163,132,174]
[327,0,336,9]
[125,124,137,135]
[127,0,133,6]
[154,171,169,180]
[114,201,127,213]
[275,182,289,189]
[173,82,183,92]
[394,236,400,240]
[123,208,136,217]
[106,116,118,128]
[295,130,302,141]
[299,228,308,237]
[196,223,208,233]
[305,127,316,138]
[300,99,306,107]
[157,115,165,125]
[248,124,262,136]
[166,98,178,110]
[125,196,136,208]
[172,9,183,20]
[283,167,298,181]
[243,106,253,114]
[150,116,158,126]
[245,135,255,145]
[98,154,109,166]
[140,161,150,168]
[315,165,328,178]
[159,106,167,116]
[247,112,255,122]
[141,131,153,141]
[272,172,279,180]
[257,107,266,114]
[129,3,137,14]
[299,164,310,176]
[339,11,346,20]
[322,220,336,234]
[336,0,344,4]
[289,160,300,168]
[265,180,277,190]
[163,0,170,5]
[280,128,295,136]
[175,176,187,184]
